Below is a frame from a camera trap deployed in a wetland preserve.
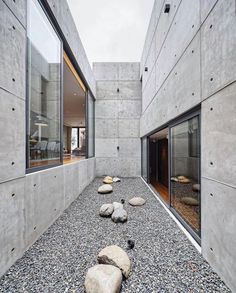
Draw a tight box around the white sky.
[67,0,154,65]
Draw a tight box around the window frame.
[26,0,64,173]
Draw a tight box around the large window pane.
[141,137,148,181]
[88,92,95,158]
[170,115,200,235]
[27,0,61,169]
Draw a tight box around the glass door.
[170,114,201,238]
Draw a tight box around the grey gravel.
[0,178,231,293]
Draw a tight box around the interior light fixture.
[34,119,48,127]
[164,4,170,13]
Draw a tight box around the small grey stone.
[98,184,113,194]
[85,264,122,293]
[192,183,200,192]
[113,202,123,210]
[111,208,127,223]
[99,204,114,217]
[129,197,146,206]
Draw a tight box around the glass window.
[88,92,95,158]
[170,115,200,235]
[141,137,148,181]
[27,0,62,169]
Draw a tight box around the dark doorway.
[149,128,169,203]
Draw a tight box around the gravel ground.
[0,178,231,293]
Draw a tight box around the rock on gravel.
[181,197,199,206]
[113,202,123,210]
[111,208,128,223]
[98,245,131,278]
[99,204,114,217]
[192,183,200,192]
[98,184,113,194]
[85,264,122,293]
[113,177,121,182]
[128,197,146,206]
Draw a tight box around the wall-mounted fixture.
[164,4,170,13]
[117,88,120,93]
[117,146,119,150]
[145,67,148,72]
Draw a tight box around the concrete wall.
[0,0,96,278]
[94,63,142,177]
[140,0,236,291]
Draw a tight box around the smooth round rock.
[129,197,146,206]
[192,183,200,192]
[178,178,191,184]
[103,179,113,184]
[98,245,131,278]
[177,175,187,180]
[99,204,114,217]
[111,208,127,223]
[104,176,113,181]
[113,177,121,182]
[181,197,199,206]
[85,264,122,293]
[171,177,179,182]
[98,184,113,194]
[113,202,123,210]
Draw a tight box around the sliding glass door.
[170,114,201,237]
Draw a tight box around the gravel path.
[0,178,230,292]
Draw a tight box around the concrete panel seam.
[201,80,236,102]
[2,0,26,29]
[0,87,25,102]
[202,176,236,189]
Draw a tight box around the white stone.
[181,197,199,206]
[98,245,131,278]
[111,208,128,223]
[192,183,200,192]
[128,197,146,206]
[113,177,121,182]
[99,204,114,217]
[85,264,122,293]
[98,184,113,194]
[113,202,123,210]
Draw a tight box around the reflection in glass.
[27,0,61,168]
[171,116,200,234]
[141,137,148,181]
[88,92,95,158]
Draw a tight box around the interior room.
[149,128,169,203]
[63,54,87,164]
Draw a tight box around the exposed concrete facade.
[140,0,236,291]
[0,0,96,277]
[94,63,142,177]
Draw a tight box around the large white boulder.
[85,264,122,293]
[98,184,113,194]
[98,245,131,278]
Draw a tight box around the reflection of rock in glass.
[80,129,85,148]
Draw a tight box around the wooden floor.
[30,156,84,168]
[151,181,169,203]
[63,155,85,164]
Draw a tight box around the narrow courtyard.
[0,178,230,292]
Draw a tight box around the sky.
[67,0,155,65]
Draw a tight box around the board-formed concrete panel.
[118,81,141,100]
[96,138,118,158]
[0,178,25,277]
[118,138,141,158]
[200,0,218,23]
[95,118,118,138]
[202,82,236,187]
[201,178,236,293]
[0,89,25,183]
[155,0,200,94]
[0,1,26,99]
[96,81,119,100]
[93,63,119,81]
[95,100,119,119]
[3,0,26,27]
[201,0,236,100]
[118,119,140,138]
[140,33,201,136]
[118,100,141,119]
